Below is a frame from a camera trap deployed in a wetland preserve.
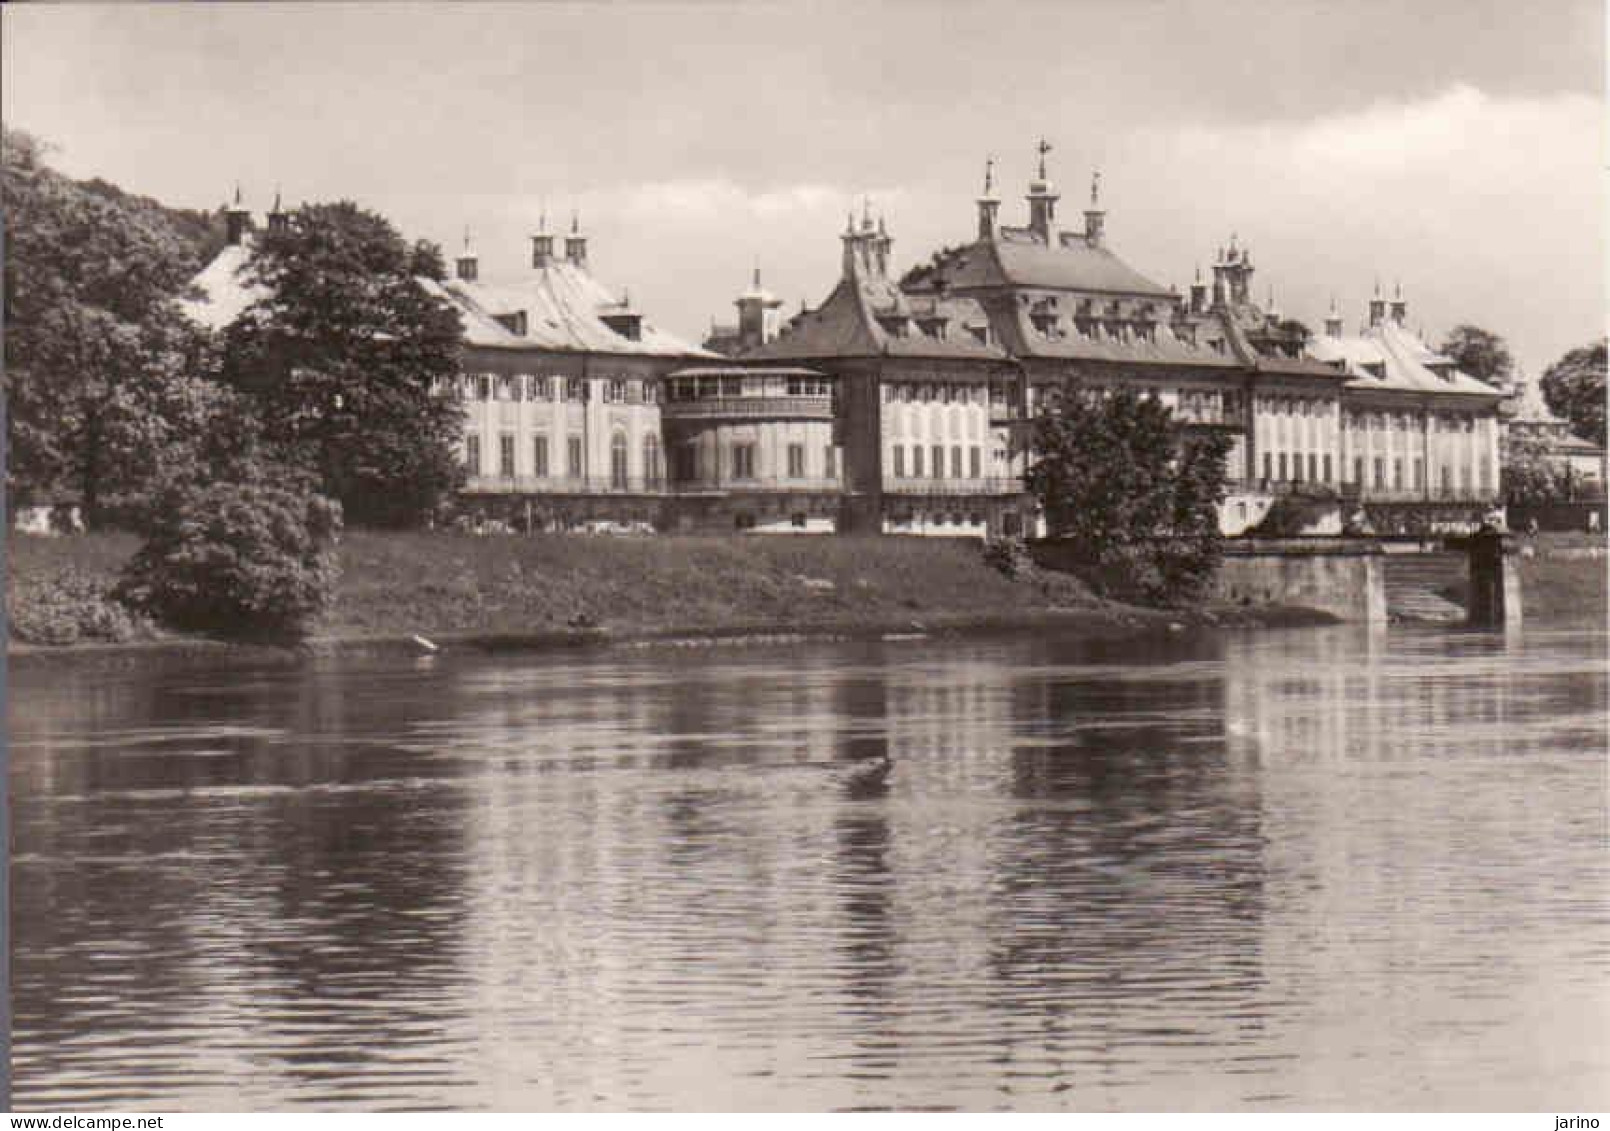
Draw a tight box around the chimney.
[1368,281,1387,328]
[1082,169,1105,247]
[1026,138,1059,243]
[872,214,892,278]
[1389,281,1407,325]
[530,209,555,268]
[1324,296,1344,338]
[1189,265,1208,314]
[976,155,1000,241]
[564,211,588,270]
[265,188,289,236]
[456,226,479,282]
[225,184,251,246]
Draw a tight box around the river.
[9,623,1607,1111]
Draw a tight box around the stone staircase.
[1382,552,1468,623]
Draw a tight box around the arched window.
[643,434,662,487]
[611,431,629,490]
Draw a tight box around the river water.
[9,623,1607,1111]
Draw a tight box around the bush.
[116,478,342,639]
[981,536,1031,579]
[8,566,153,645]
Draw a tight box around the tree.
[115,460,342,640]
[1501,433,1572,506]
[1025,387,1232,603]
[220,201,466,526]
[1539,339,1607,447]
[1438,325,1516,391]
[3,126,214,523]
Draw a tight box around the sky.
[4,0,1604,375]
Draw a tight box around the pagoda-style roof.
[917,226,1174,299]
[744,271,1008,364]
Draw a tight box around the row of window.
[889,444,985,480]
[457,374,662,405]
[881,383,1006,406]
[664,376,835,402]
[1259,450,1493,491]
[1257,396,1332,417]
[678,443,838,482]
[1341,410,1481,433]
[467,432,663,487]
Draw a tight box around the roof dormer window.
[601,312,642,341]
[493,310,528,337]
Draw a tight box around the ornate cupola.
[1213,235,1254,306]
[564,211,588,270]
[225,184,252,246]
[976,154,1001,241]
[456,226,479,282]
[1389,281,1408,325]
[530,208,556,268]
[266,188,289,235]
[1082,169,1106,247]
[735,263,784,350]
[841,202,882,280]
[1025,137,1060,243]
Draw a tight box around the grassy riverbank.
[9,529,1129,651]
[16,529,1596,655]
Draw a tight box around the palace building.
[185,148,1507,537]
[711,147,1506,536]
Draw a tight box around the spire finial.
[571,209,579,234]
[1394,279,1402,299]
[983,153,995,195]
[1329,292,1338,314]
[752,257,761,289]
[1374,277,1381,297]
[233,182,242,206]
[862,195,872,230]
[1036,137,1052,181]
[463,225,472,252]
[1194,264,1202,283]
[1090,168,1101,207]
[272,185,282,212]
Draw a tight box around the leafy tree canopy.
[116,462,342,640]
[1025,387,1232,603]
[1438,325,1516,391]
[222,200,466,526]
[3,126,217,522]
[1539,339,1607,448]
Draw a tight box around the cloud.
[1111,85,1603,373]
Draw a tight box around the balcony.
[661,395,834,423]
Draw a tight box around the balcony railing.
[661,395,835,422]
